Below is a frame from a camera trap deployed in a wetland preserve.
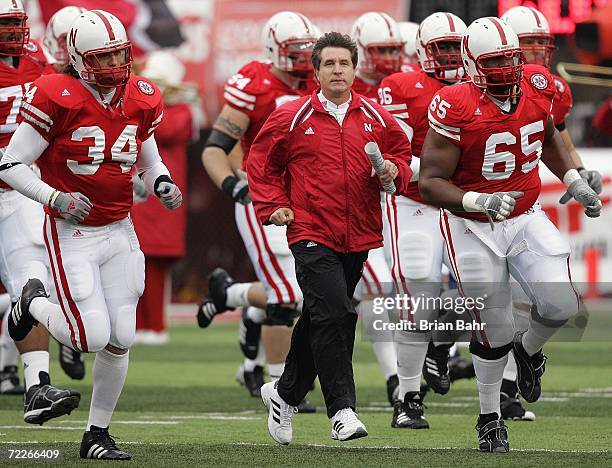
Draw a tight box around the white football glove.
[154,177,182,210]
[52,191,93,224]
[463,191,524,229]
[559,178,601,218]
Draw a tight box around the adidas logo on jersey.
[62,89,71,97]
[306,241,318,247]
[413,209,424,216]
[72,230,83,238]
[304,127,315,135]
[474,108,481,116]
[415,82,424,89]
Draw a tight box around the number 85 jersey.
[428,64,555,222]
[20,73,163,226]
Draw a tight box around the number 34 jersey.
[20,73,163,226]
[428,64,555,222]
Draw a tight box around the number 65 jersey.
[20,73,163,226]
[428,64,555,222]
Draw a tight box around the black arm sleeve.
[205,128,239,155]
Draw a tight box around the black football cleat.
[513,331,547,403]
[196,299,219,328]
[59,343,85,380]
[296,398,316,413]
[8,278,46,341]
[391,391,429,429]
[208,268,236,313]
[239,308,262,360]
[386,374,399,406]
[500,378,535,421]
[23,371,80,425]
[0,365,24,395]
[243,365,265,397]
[423,342,451,395]
[476,413,509,453]
[80,425,131,460]
[448,351,476,382]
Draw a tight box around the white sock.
[396,340,428,398]
[268,362,285,381]
[448,343,458,357]
[522,319,559,356]
[226,283,252,309]
[87,349,129,431]
[21,351,49,391]
[0,315,19,369]
[246,307,266,324]
[0,294,10,312]
[503,353,517,381]
[254,339,266,367]
[243,358,257,372]
[472,353,508,417]
[29,297,74,348]
[371,342,398,380]
[358,300,397,379]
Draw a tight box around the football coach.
[247,32,412,444]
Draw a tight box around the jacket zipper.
[339,119,350,253]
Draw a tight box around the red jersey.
[428,65,555,222]
[131,102,196,257]
[352,75,379,101]
[21,74,163,226]
[0,40,48,189]
[380,69,444,202]
[223,61,308,168]
[551,73,572,129]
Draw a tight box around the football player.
[0,9,182,460]
[200,11,317,410]
[0,0,83,409]
[40,4,89,381]
[349,11,405,406]
[378,11,466,429]
[499,5,602,420]
[419,17,600,452]
[42,6,86,72]
[398,21,419,71]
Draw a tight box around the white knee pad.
[109,304,137,350]
[531,284,579,325]
[84,322,112,353]
[398,232,434,281]
[125,250,145,298]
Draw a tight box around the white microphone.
[364,142,396,195]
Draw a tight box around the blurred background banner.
[22,0,612,309]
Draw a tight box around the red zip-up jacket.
[248,90,412,253]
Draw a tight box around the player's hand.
[156,181,183,210]
[579,168,603,195]
[475,191,524,222]
[269,207,294,226]
[371,160,398,184]
[559,178,601,218]
[132,174,148,204]
[53,192,93,224]
[221,175,251,205]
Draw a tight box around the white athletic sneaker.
[331,408,368,441]
[260,381,295,445]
